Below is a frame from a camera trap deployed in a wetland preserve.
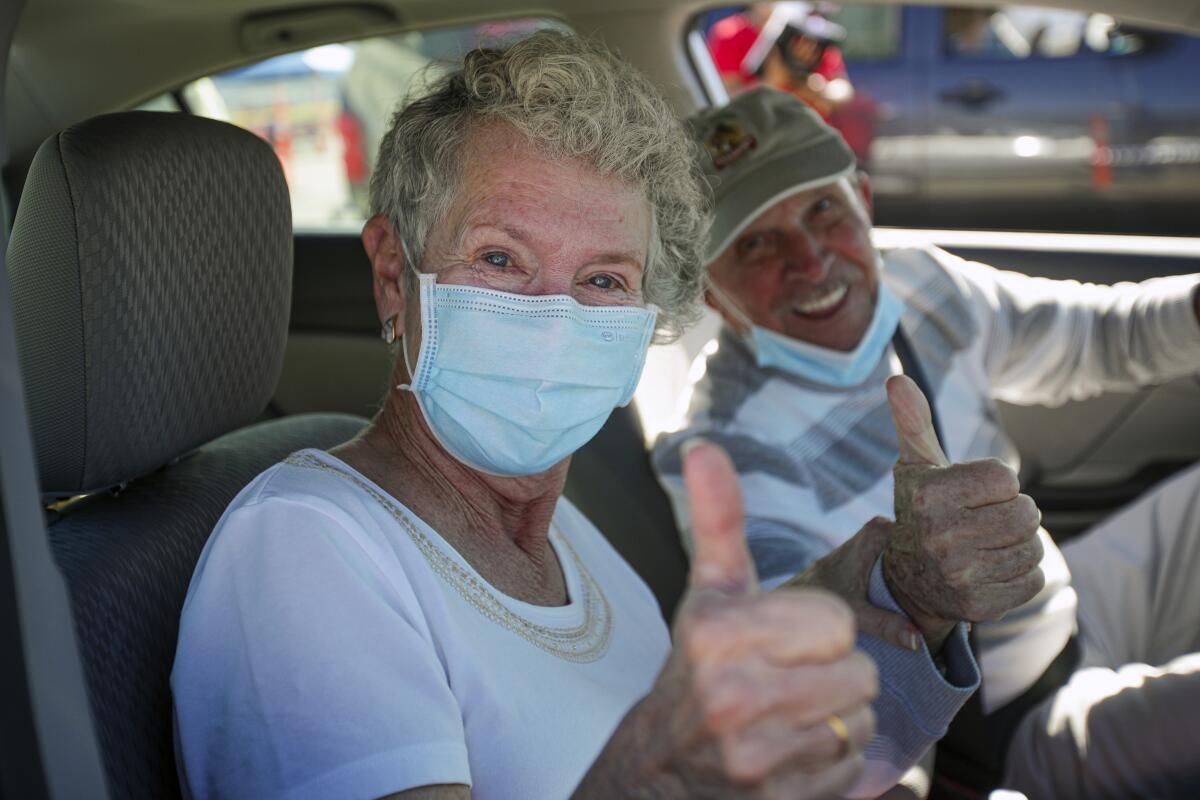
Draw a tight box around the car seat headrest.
[6,111,293,497]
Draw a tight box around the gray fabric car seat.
[564,403,689,622]
[6,111,366,800]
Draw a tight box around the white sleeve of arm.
[960,259,1200,406]
[172,497,471,800]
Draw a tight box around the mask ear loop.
[395,335,416,392]
[395,252,422,393]
[704,273,757,334]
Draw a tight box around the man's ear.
[363,214,408,330]
[855,171,874,220]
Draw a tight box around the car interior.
[1,0,1198,798]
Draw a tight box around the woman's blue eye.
[483,252,510,268]
[589,274,616,290]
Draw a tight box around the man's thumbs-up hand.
[889,373,951,468]
[596,440,878,798]
[882,376,1046,651]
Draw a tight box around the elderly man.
[654,86,1200,798]
[170,34,988,800]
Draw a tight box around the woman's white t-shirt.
[172,449,671,800]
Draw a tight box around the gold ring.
[826,713,851,758]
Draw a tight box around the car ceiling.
[6,0,1200,169]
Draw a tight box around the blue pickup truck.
[702,4,1200,236]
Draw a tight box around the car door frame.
[0,0,112,795]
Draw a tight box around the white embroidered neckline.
[286,451,613,663]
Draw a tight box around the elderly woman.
[172,32,908,800]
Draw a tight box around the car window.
[686,3,1200,237]
[144,19,567,231]
[135,93,183,113]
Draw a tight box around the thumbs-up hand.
[786,516,924,652]
[684,438,759,597]
[882,375,1046,650]
[607,440,879,798]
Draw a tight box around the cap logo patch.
[704,119,757,170]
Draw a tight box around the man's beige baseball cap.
[690,87,857,264]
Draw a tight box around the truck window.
[831,5,902,62]
[944,6,1150,60]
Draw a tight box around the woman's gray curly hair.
[369,30,709,341]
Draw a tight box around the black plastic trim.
[0,492,49,800]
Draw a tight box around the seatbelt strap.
[892,325,1080,793]
[892,325,992,792]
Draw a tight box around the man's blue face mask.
[398,273,659,476]
[709,273,902,388]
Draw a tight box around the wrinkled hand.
[786,517,922,652]
[882,375,1045,651]
[582,441,878,799]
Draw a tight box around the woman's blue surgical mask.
[398,273,658,476]
[709,277,902,388]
